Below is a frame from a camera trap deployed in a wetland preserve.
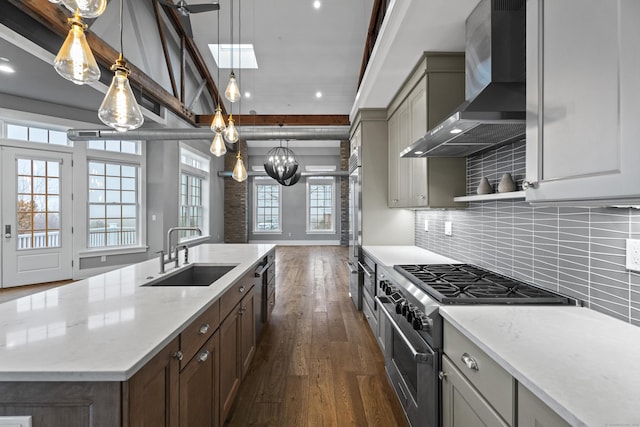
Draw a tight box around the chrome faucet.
[157,226,202,273]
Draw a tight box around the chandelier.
[264,143,300,186]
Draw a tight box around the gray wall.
[247,151,342,243]
[415,141,640,326]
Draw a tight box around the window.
[88,161,138,248]
[179,146,209,241]
[254,177,281,232]
[87,139,142,249]
[6,123,70,146]
[307,176,335,233]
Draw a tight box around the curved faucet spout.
[166,226,203,257]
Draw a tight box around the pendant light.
[264,142,299,183]
[210,9,226,136]
[232,151,247,182]
[54,12,100,85]
[224,0,241,103]
[61,0,107,18]
[224,114,239,143]
[210,131,226,157]
[97,0,144,132]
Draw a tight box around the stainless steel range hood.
[402,0,526,158]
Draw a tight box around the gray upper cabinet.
[387,52,467,209]
[525,0,640,205]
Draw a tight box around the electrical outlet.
[626,239,640,272]
[100,255,107,262]
[424,220,429,232]
[444,221,453,236]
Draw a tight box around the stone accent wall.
[340,140,349,246]
[224,140,248,243]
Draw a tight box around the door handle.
[4,225,11,238]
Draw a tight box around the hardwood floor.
[0,280,73,304]
[225,246,409,427]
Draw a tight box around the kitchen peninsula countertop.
[0,244,275,382]
[362,245,461,266]
[440,306,640,427]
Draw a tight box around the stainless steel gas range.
[375,263,576,427]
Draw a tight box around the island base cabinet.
[240,287,256,379]
[517,383,570,427]
[0,382,121,427]
[441,355,509,427]
[179,331,220,427]
[125,336,180,427]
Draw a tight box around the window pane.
[89,162,105,175]
[29,127,48,143]
[7,124,28,140]
[33,160,46,177]
[121,140,137,154]
[105,164,120,176]
[48,161,60,178]
[121,177,135,191]
[106,191,120,203]
[89,204,105,218]
[105,140,121,152]
[106,177,121,190]
[89,189,104,203]
[49,131,68,145]
[88,141,105,150]
[121,191,135,203]
[122,205,136,217]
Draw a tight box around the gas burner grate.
[393,264,572,305]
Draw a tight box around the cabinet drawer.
[221,276,254,321]
[444,321,513,425]
[180,301,220,370]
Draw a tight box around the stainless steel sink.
[144,265,237,287]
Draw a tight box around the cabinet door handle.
[172,351,183,361]
[199,323,210,335]
[198,350,209,363]
[239,285,246,293]
[461,353,479,371]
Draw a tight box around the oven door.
[377,296,439,427]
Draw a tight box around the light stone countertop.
[362,245,461,267]
[440,306,640,427]
[0,243,275,382]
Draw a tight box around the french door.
[1,147,73,287]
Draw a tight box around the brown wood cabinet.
[179,330,220,427]
[219,286,255,424]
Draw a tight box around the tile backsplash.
[415,142,640,326]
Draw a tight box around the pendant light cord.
[230,0,234,72]
[119,0,124,55]
[217,10,220,105]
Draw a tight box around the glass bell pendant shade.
[224,71,241,103]
[232,152,248,182]
[224,115,239,143]
[98,55,144,132]
[210,106,226,133]
[54,13,100,85]
[61,0,107,18]
[210,132,227,157]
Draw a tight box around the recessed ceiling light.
[313,1,321,9]
[450,128,462,134]
[415,151,424,155]
[0,58,15,74]
[244,92,251,98]
[315,91,322,98]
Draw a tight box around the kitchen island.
[0,243,275,426]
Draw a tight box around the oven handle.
[358,261,373,277]
[376,296,434,365]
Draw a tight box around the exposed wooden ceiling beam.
[195,114,350,127]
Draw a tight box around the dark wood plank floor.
[225,246,408,427]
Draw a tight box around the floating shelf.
[454,191,526,202]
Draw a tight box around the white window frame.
[179,144,210,243]
[306,176,336,234]
[253,176,282,234]
[82,141,147,254]
[3,120,72,147]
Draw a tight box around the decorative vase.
[498,173,516,193]
[476,177,493,195]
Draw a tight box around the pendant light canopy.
[98,54,144,132]
[61,0,107,18]
[54,13,100,85]
[210,132,227,157]
[98,0,144,132]
[232,151,247,182]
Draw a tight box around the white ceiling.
[0,0,481,125]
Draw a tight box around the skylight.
[208,44,258,69]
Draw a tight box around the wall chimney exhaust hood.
[401,0,526,158]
